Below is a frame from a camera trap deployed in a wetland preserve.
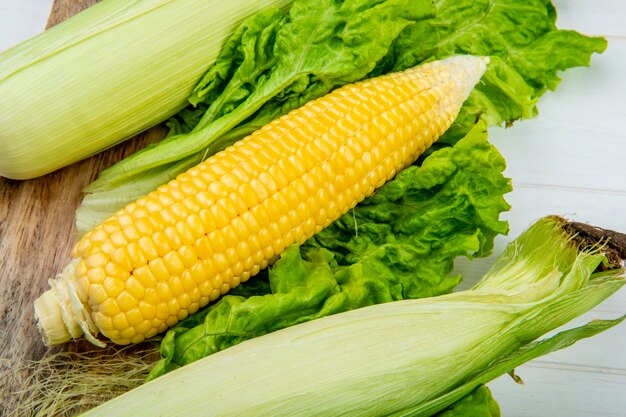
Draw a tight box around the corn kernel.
[148,257,170,282]
[193,236,212,260]
[251,249,265,265]
[85,253,107,269]
[112,247,133,272]
[189,287,201,303]
[102,219,120,235]
[219,283,230,295]
[210,204,230,229]
[103,276,125,298]
[177,310,189,321]
[156,282,172,301]
[207,229,227,253]
[249,178,269,201]
[262,246,274,260]
[116,290,138,311]
[272,237,286,256]
[87,267,106,284]
[88,284,108,305]
[175,221,195,246]
[239,182,259,209]
[194,260,215,283]
[110,230,127,247]
[99,297,120,317]
[250,264,262,276]
[208,180,226,197]
[209,288,221,301]
[125,276,145,299]
[169,276,184,298]
[156,303,169,320]
[134,265,156,289]
[199,280,213,297]
[167,298,180,315]
[186,214,204,238]
[112,313,129,331]
[162,251,185,275]
[138,301,157,320]
[195,191,213,208]
[219,172,238,190]
[213,253,230,273]
[93,312,113,333]
[180,270,197,292]
[135,320,153,336]
[122,224,140,242]
[182,196,200,213]
[129,205,148,220]
[137,237,158,261]
[188,302,200,316]
[242,256,255,271]
[180,181,196,196]
[125,308,144,326]
[74,238,93,258]
[240,211,260,235]
[143,288,160,305]
[198,208,217,233]
[169,202,188,220]
[151,231,170,257]
[158,208,176,226]
[231,276,241,288]
[236,241,251,260]
[163,226,182,250]
[145,328,159,339]
[178,293,192,310]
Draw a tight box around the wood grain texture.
[0,2,167,415]
[46,0,99,28]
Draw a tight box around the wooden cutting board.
[0,1,166,414]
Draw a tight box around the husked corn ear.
[34,55,489,346]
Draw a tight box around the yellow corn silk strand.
[34,56,489,346]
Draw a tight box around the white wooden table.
[1,0,624,415]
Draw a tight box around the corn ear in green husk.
[0,0,293,179]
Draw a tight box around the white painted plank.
[489,366,626,417]
[530,308,626,370]
[552,0,626,37]
[460,15,626,410]
[454,184,626,287]
[488,39,626,193]
[0,0,52,51]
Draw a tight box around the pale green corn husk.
[82,216,625,417]
[0,0,292,180]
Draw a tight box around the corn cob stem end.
[34,260,105,347]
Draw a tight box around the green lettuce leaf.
[147,121,511,380]
[434,386,500,417]
[377,0,607,143]
[76,0,605,231]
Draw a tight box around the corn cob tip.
[34,261,105,347]
[432,55,489,105]
[34,288,71,346]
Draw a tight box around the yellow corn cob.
[34,55,489,346]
